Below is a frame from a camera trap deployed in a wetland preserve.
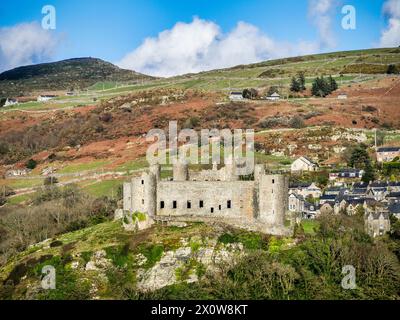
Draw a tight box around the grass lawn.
[0,178,44,189]
[82,179,124,198]
[58,160,110,174]
[6,193,33,205]
[114,158,148,172]
[301,220,319,235]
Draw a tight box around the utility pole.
[374,128,377,150]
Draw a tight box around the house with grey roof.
[376,147,400,163]
[365,210,390,237]
[388,203,400,219]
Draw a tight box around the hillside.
[1,215,399,300]
[0,58,154,98]
[163,47,400,92]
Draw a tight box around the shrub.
[25,159,37,169]
[289,116,305,129]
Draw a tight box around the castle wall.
[156,181,255,219]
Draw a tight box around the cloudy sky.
[0,0,398,76]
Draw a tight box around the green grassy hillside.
[0,57,155,98]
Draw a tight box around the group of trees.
[290,72,306,92]
[311,75,338,97]
[387,64,399,74]
[242,88,258,99]
[345,144,376,183]
[0,184,117,266]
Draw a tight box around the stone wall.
[156,180,255,219]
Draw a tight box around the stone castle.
[121,160,291,235]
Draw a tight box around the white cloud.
[308,0,337,48]
[118,17,321,77]
[380,0,400,47]
[0,22,59,72]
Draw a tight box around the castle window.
[187,201,191,209]
[141,180,144,185]
[227,200,231,209]
[218,205,221,211]
[173,201,177,209]
[142,199,144,205]
[211,207,214,213]
[160,201,165,209]
[272,179,275,184]
[199,200,204,208]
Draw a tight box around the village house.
[229,92,244,101]
[288,193,305,213]
[386,191,400,204]
[319,202,334,215]
[319,194,337,205]
[337,93,348,100]
[303,202,319,219]
[364,210,390,238]
[266,92,280,101]
[5,169,30,177]
[289,182,322,199]
[329,168,364,185]
[4,98,18,107]
[389,203,400,219]
[367,181,389,201]
[376,147,400,163]
[37,95,57,102]
[290,156,319,173]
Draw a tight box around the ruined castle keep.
[122,161,290,235]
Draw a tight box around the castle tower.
[258,174,289,226]
[173,159,189,181]
[144,172,157,217]
[149,163,161,181]
[223,155,239,181]
[254,163,265,182]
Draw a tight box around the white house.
[37,95,57,102]
[266,92,280,101]
[376,147,400,163]
[4,98,18,107]
[290,182,322,199]
[337,93,348,100]
[291,156,319,173]
[229,92,244,101]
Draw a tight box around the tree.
[311,76,338,97]
[289,116,305,128]
[290,73,306,92]
[376,130,386,146]
[347,144,376,183]
[349,144,371,168]
[26,159,37,170]
[44,176,58,186]
[387,64,398,74]
[290,77,301,92]
[328,75,338,92]
[362,161,376,183]
[298,72,306,91]
[242,88,258,99]
[267,86,279,96]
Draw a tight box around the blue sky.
[0,0,398,76]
